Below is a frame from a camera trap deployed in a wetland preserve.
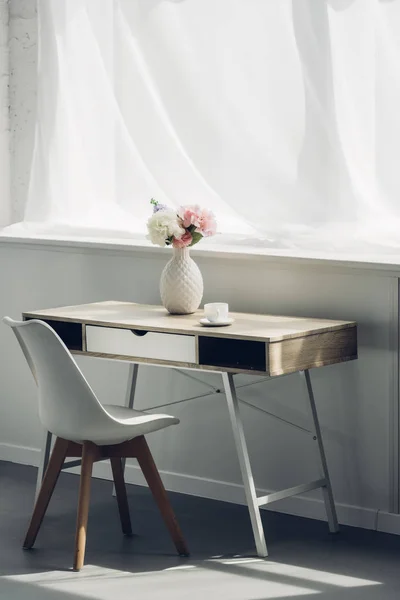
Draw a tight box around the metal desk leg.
[112,363,139,496]
[35,429,52,500]
[125,363,140,412]
[300,370,339,533]
[222,372,268,557]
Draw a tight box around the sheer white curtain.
[4,0,400,251]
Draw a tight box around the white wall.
[0,239,398,532]
[0,0,10,227]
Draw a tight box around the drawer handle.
[131,329,148,337]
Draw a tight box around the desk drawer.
[86,326,196,363]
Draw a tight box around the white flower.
[146,209,185,247]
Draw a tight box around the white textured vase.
[160,247,203,314]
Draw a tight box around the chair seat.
[80,405,179,446]
[104,404,179,428]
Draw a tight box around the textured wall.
[9,0,37,222]
[0,0,10,226]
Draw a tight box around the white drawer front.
[86,326,196,363]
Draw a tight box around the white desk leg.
[222,372,268,557]
[301,370,339,533]
[35,429,52,500]
[112,363,139,496]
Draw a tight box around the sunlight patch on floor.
[0,558,382,600]
[0,564,319,599]
[207,558,383,588]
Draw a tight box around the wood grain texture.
[110,457,132,536]
[73,441,96,571]
[23,301,355,343]
[135,437,189,557]
[23,301,358,375]
[23,437,69,549]
[23,437,188,571]
[103,438,143,458]
[72,350,269,376]
[268,327,357,376]
[82,323,87,352]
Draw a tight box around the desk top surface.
[23,301,356,343]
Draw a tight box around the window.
[4,0,400,253]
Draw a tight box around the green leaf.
[150,198,158,207]
[189,231,203,246]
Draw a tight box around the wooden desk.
[23,301,357,557]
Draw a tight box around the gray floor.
[1,463,400,600]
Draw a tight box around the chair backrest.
[3,317,111,442]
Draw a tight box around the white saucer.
[199,317,234,327]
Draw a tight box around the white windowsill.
[1,232,400,276]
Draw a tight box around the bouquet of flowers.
[147,199,217,248]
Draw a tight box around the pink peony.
[172,230,193,248]
[178,205,201,229]
[195,207,217,237]
[177,205,217,238]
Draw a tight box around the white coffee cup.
[204,302,229,323]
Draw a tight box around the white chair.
[4,317,189,570]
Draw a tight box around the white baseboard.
[1,442,398,535]
[0,442,40,466]
[376,511,400,535]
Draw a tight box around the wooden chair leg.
[23,437,69,549]
[135,436,189,556]
[110,457,132,535]
[73,441,96,571]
